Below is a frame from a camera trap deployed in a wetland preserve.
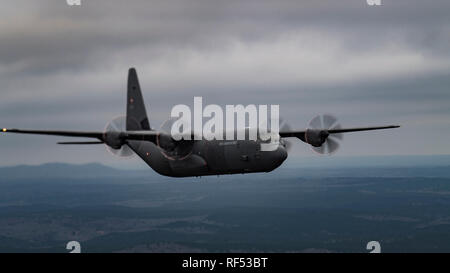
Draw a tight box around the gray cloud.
[0,0,449,166]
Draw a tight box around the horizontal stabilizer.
[57,141,104,145]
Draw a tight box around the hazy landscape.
[0,156,449,253]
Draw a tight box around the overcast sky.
[0,0,449,167]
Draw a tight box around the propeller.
[307,114,343,155]
[103,116,134,158]
[279,118,293,152]
[259,117,293,152]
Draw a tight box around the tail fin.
[127,68,151,131]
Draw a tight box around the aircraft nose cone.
[277,145,288,164]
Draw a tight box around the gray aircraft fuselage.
[128,139,288,177]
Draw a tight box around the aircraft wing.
[1,128,160,144]
[279,125,400,139]
[2,125,400,144]
[2,128,104,139]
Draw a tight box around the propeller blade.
[309,115,322,130]
[109,120,120,132]
[326,137,340,154]
[284,139,293,152]
[329,124,344,140]
[118,145,134,157]
[322,114,337,129]
[279,117,291,131]
[104,116,135,158]
[313,145,326,154]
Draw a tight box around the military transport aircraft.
[2,68,399,177]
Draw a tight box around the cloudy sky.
[0,0,449,167]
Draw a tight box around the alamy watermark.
[66,241,81,253]
[366,0,382,6]
[66,0,81,6]
[170,97,280,151]
[366,241,381,253]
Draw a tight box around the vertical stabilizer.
[127,68,151,131]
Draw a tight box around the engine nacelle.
[157,133,194,159]
[304,129,329,147]
[103,131,125,149]
[157,133,176,151]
